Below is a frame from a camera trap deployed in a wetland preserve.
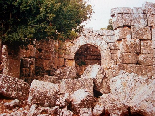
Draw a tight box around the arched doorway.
[74,44,101,76]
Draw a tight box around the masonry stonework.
[0,2,155,79]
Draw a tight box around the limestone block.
[121,53,138,64]
[132,26,151,40]
[121,39,140,53]
[59,78,93,95]
[65,59,75,67]
[103,35,116,43]
[43,50,52,60]
[111,7,133,16]
[108,43,119,50]
[123,14,132,26]
[112,14,123,29]
[142,2,155,14]
[133,7,144,14]
[138,54,154,66]
[126,64,136,74]
[28,80,59,107]
[148,14,155,27]
[0,74,30,100]
[70,89,94,114]
[135,65,153,77]
[141,40,153,54]
[131,14,147,27]
[115,27,131,40]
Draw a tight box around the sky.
[82,0,155,30]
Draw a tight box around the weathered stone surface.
[133,7,144,14]
[59,108,74,116]
[65,59,75,67]
[121,39,140,53]
[28,80,59,107]
[93,71,155,116]
[4,99,20,109]
[112,14,123,29]
[111,7,133,16]
[103,35,116,43]
[81,64,110,94]
[138,54,154,66]
[131,14,147,27]
[79,108,92,116]
[0,74,30,100]
[54,66,76,79]
[132,26,151,40]
[123,14,132,26]
[121,53,138,64]
[141,40,153,54]
[142,2,155,14]
[69,89,95,114]
[148,14,155,27]
[135,65,153,77]
[59,78,93,96]
[115,27,131,40]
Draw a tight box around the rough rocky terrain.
[0,64,155,116]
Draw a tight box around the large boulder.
[28,80,59,107]
[81,64,110,94]
[93,71,155,116]
[0,74,30,100]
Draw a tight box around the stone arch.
[74,44,101,76]
[65,34,113,69]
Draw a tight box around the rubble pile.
[0,65,155,116]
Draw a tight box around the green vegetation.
[0,0,92,46]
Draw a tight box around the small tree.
[107,19,113,30]
[0,0,92,46]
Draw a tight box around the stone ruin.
[0,2,155,116]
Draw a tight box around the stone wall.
[0,2,155,79]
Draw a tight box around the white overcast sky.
[82,0,155,30]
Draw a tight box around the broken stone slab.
[69,89,95,114]
[59,78,93,96]
[81,64,110,94]
[28,80,59,107]
[93,71,155,115]
[79,108,92,116]
[0,74,30,100]
[4,99,20,109]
